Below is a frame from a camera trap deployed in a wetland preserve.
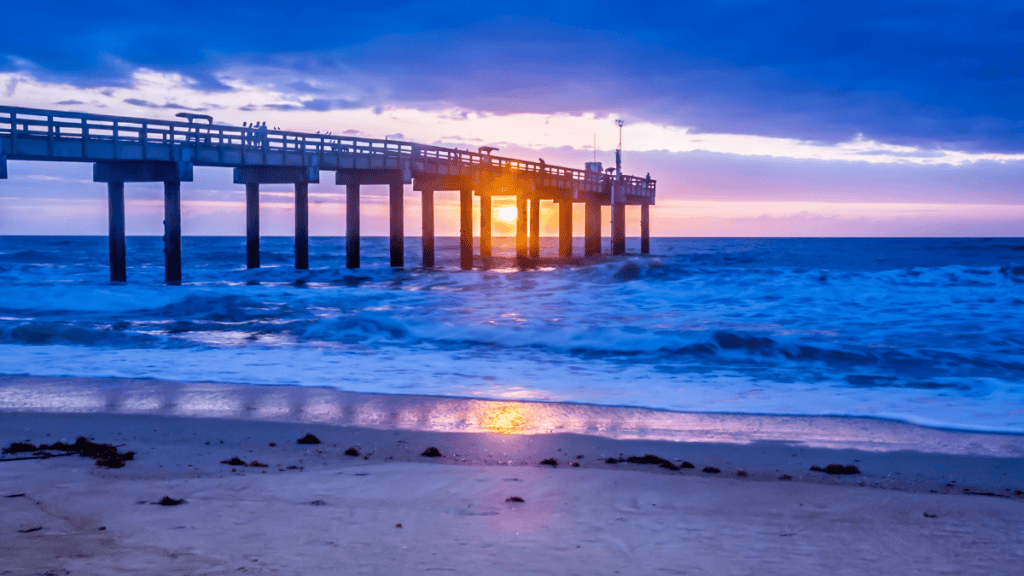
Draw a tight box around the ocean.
[0,235,1022,434]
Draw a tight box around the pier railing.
[0,105,655,201]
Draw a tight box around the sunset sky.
[2,1,1022,237]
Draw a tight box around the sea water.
[0,236,1022,434]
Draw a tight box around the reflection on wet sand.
[1,374,1022,457]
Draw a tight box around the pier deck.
[1,106,656,282]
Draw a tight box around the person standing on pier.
[258,122,269,148]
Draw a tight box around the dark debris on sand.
[624,454,679,471]
[702,466,721,474]
[811,464,861,475]
[540,458,558,467]
[297,433,322,445]
[344,448,360,457]
[680,461,695,469]
[506,496,525,503]
[420,447,442,458]
[158,496,185,506]
[3,437,134,468]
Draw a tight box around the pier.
[0,106,656,283]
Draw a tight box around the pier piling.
[164,181,181,284]
[295,182,309,270]
[584,198,601,257]
[529,198,540,258]
[480,194,492,265]
[421,187,434,267]
[107,182,126,283]
[346,182,360,269]
[245,183,260,269]
[460,188,473,270]
[641,203,650,255]
[390,179,404,267]
[558,199,572,259]
[516,195,528,260]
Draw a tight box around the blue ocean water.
[0,236,1022,433]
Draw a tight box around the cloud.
[123,98,206,111]
[3,1,1024,155]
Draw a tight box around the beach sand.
[2,407,1023,576]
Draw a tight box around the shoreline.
[2,409,1023,575]
[3,374,1023,454]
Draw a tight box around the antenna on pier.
[593,133,596,162]
[614,119,624,178]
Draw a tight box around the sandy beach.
[3,399,1023,575]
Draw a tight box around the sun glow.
[481,403,530,435]
[494,206,518,223]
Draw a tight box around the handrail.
[0,105,655,197]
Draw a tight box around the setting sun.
[494,206,518,223]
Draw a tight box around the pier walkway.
[0,105,655,283]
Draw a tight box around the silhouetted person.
[258,122,268,148]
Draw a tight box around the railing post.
[81,118,88,158]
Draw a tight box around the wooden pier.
[0,106,656,283]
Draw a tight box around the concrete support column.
[346,182,360,269]
[516,195,528,259]
[480,194,492,266]
[163,181,181,284]
[246,183,260,269]
[529,197,540,258]
[421,188,434,268]
[460,188,473,270]
[295,182,309,270]
[107,182,126,283]
[584,197,601,257]
[390,180,404,267]
[640,203,650,255]
[558,199,572,260]
[611,180,626,255]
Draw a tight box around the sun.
[495,206,518,223]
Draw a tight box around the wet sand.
[2,408,1023,575]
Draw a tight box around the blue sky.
[2,1,1023,236]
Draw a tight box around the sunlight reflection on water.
[1,375,1022,458]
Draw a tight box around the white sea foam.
[0,236,1022,433]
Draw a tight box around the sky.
[1,0,1023,237]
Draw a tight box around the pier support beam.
[516,195,528,260]
[164,182,181,284]
[611,180,626,255]
[529,198,540,258]
[0,154,6,180]
[640,203,650,255]
[94,160,192,284]
[346,183,360,269]
[295,182,308,270]
[584,197,601,257]
[460,188,473,270]
[558,199,572,260]
[107,182,126,283]
[390,179,404,267]
[245,184,260,269]
[480,194,492,266]
[234,165,319,270]
[421,188,435,268]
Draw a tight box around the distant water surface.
[0,236,1022,433]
